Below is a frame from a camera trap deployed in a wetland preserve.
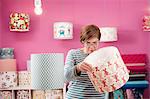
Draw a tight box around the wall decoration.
[54,22,73,39]
[100,27,117,42]
[143,16,150,31]
[84,46,129,93]
[9,12,30,32]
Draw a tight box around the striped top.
[64,49,105,99]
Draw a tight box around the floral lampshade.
[143,16,150,31]
[53,22,73,39]
[100,27,117,42]
[9,12,30,32]
[84,46,129,93]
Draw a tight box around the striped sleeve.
[64,49,80,82]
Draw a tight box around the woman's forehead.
[87,37,99,42]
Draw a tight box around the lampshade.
[31,53,64,90]
[54,22,73,39]
[84,46,129,93]
[143,16,150,31]
[100,27,117,42]
[9,13,30,32]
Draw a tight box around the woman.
[64,24,106,99]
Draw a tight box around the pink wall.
[0,1,2,47]
[1,0,149,68]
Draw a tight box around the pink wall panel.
[0,1,2,47]
[0,0,149,70]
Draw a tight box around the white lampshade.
[100,27,117,42]
[31,53,64,90]
[54,22,73,39]
[84,46,129,93]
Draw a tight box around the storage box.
[0,48,14,59]
[0,59,17,71]
[0,71,17,88]
[18,71,31,87]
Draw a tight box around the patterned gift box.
[16,90,30,99]
[9,12,30,32]
[84,46,129,93]
[0,91,12,99]
[18,71,31,87]
[0,48,14,59]
[45,89,63,99]
[32,90,45,99]
[0,59,17,71]
[0,71,17,89]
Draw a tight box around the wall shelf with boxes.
[0,71,64,99]
[0,87,63,99]
[0,88,32,99]
[0,70,32,99]
[0,48,64,99]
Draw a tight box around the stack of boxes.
[0,48,17,89]
[0,49,64,99]
[0,48,17,99]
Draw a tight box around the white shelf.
[0,86,31,90]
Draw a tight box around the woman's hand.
[76,62,92,73]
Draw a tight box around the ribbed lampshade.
[100,27,117,42]
[31,53,64,90]
[84,46,129,93]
